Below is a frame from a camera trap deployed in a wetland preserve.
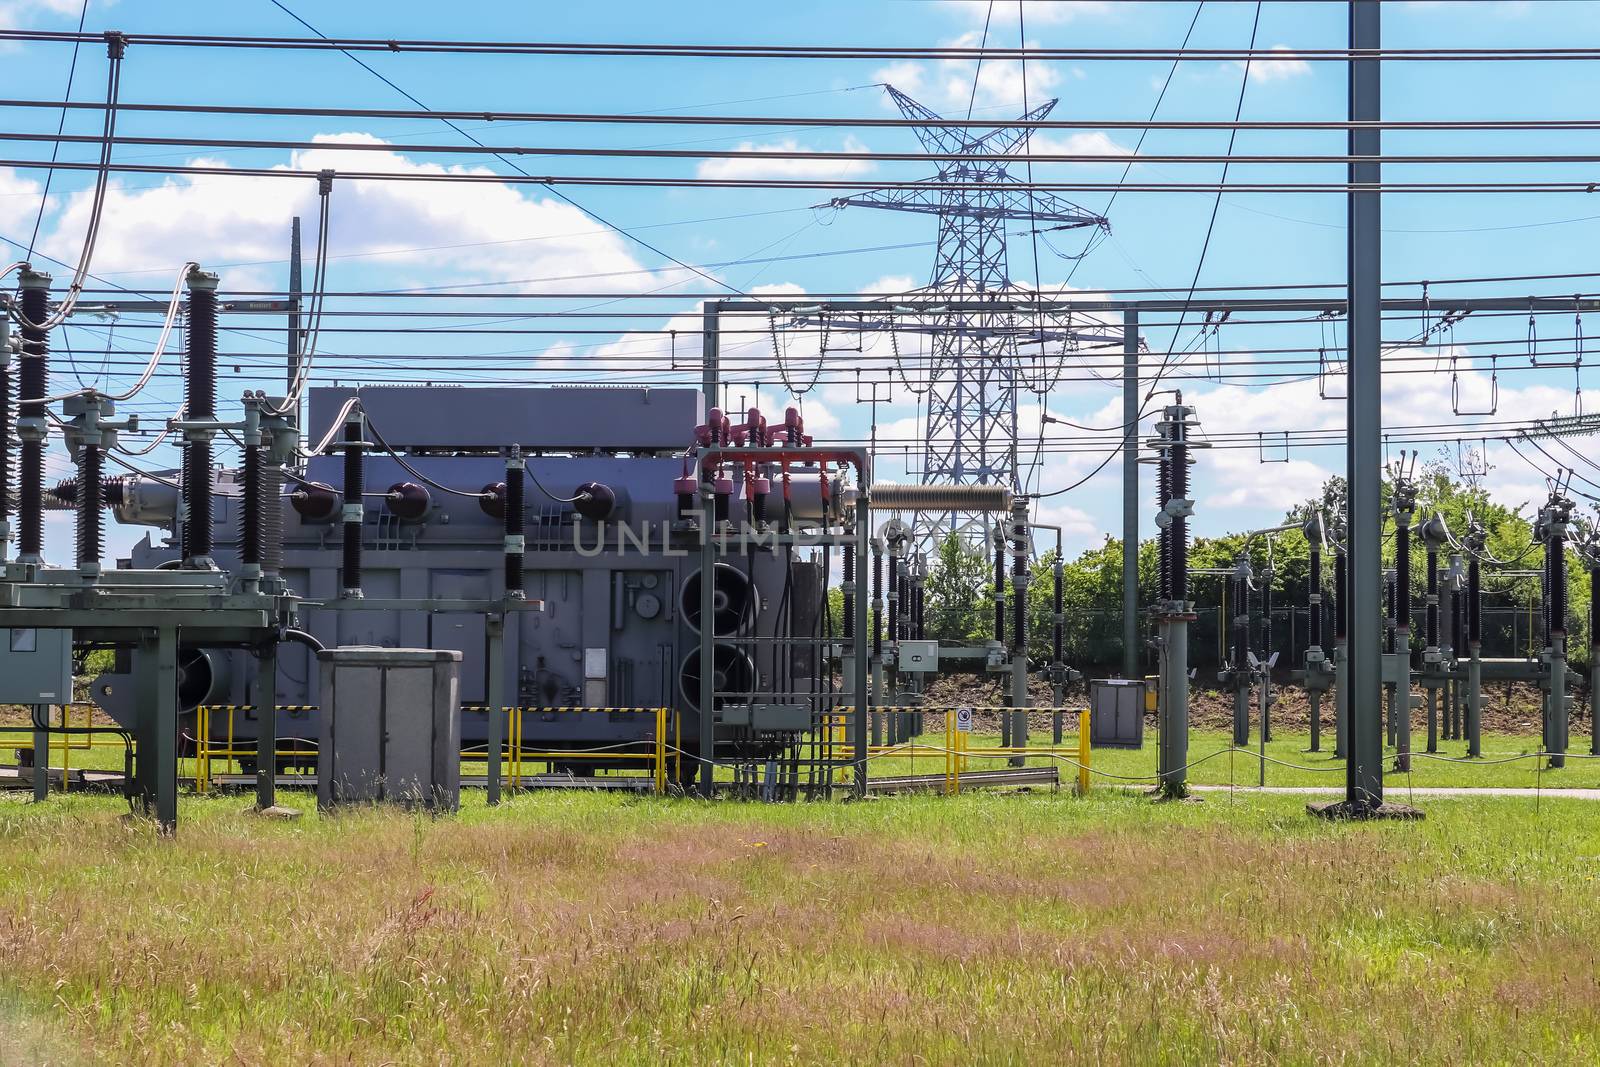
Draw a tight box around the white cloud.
[1031,499,1101,552]
[695,136,875,181]
[0,165,45,208]
[1402,1,1531,13]
[1236,45,1312,84]
[874,31,1066,116]
[1167,356,1587,526]
[0,0,88,25]
[38,133,666,294]
[860,273,919,295]
[940,1,1113,25]
[1031,131,1133,159]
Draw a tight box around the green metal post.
[486,613,505,805]
[255,641,277,811]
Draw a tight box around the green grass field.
[2,786,1598,1064]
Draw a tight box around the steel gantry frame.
[705,281,1600,813]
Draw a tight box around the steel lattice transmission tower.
[831,85,1109,547]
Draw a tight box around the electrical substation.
[4,11,1600,839]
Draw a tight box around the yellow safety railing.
[824,706,1092,796]
[499,706,672,796]
[196,705,674,796]
[934,707,1091,796]
[52,703,129,793]
[194,703,1092,799]
[194,706,318,794]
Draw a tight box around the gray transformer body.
[92,386,828,772]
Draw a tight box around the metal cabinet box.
[1089,678,1146,750]
[316,647,462,812]
[0,628,72,704]
[896,640,939,672]
[721,703,812,732]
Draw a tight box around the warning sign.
[955,707,974,733]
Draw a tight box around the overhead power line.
[29,125,1600,167]
[15,97,1600,133]
[5,156,1600,193]
[7,30,1600,61]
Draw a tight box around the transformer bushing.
[182,269,220,569]
[339,410,366,598]
[878,517,911,747]
[16,269,51,566]
[60,393,135,580]
[1418,512,1451,754]
[1302,512,1335,753]
[1536,493,1573,768]
[237,392,297,595]
[0,315,13,563]
[1149,396,1201,799]
[1389,475,1417,773]
[503,448,526,599]
[1222,556,1256,748]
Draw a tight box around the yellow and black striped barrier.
[199,704,317,713]
[461,705,666,714]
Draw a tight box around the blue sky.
[5,0,1600,561]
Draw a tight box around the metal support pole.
[698,486,717,798]
[853,491,871,798]
[1259,667,1270,787]
[1591,566,1599,755]
[31,705,47,802]
[1052,551,1065,745]
[137,625,180,833]
[1335,548,1349,759]
[1261,570,1274,743]
[871,540,883,747]
[254,641,277,811]
[1394,520,1413,772]
[486,613,505,805]
[1333,0,1387,812]
[1122,309,1140,679]
[1231,569,1250,746]
[1009,497,1029,767]
[1468,554,1483,757]
[1308,542,1324,752]
[1425,545,1439,753]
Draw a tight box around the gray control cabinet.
[0,628,72,704]
[1089,678,1146,750]
[317,647,462,812]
